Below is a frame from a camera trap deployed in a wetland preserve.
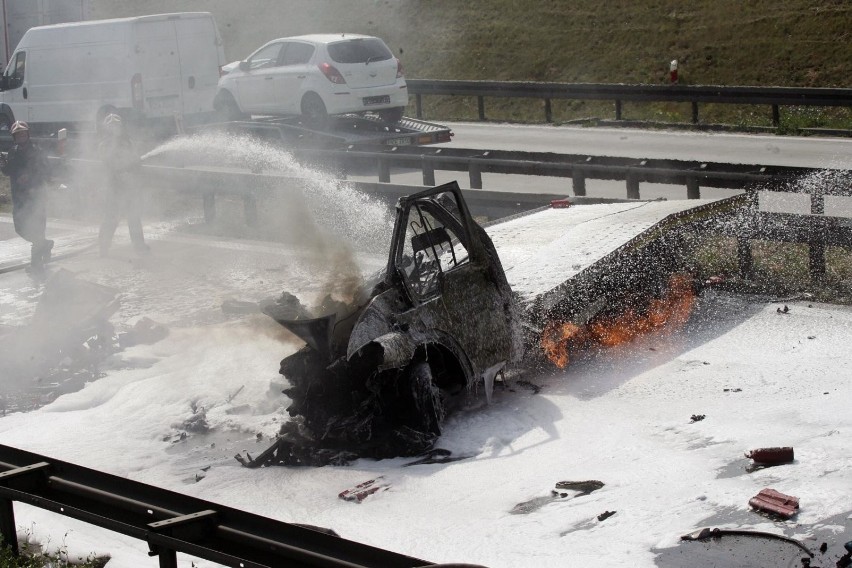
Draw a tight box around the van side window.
[279,43,314,66]
[4,52,25,88]
[247,43,282,70]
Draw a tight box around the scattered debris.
[723,387,742,392]
[749,488,799,519]
[403,448,472,467]
[510,480,605,514]
[777,305,790,314]
[597,510,616,522]
[690,414,706,423]
[555,480,605,496]
[338,477,390,503]
[746,447,794,466]
[117,317,168,347]
[681,527,814,558]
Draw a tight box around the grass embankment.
[692,237,852,304]
[91,0,852,129]
[0,539,107,568]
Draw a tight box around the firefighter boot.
[41,239,54,264]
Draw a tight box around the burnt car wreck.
[237,181,752,468]
[239,182,522,467]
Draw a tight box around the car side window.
[4,52,25,88]
[247,43,282,70]
[398,203,470,299]
[279,42,314,66]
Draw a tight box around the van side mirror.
[238,60,250,72]
[0,76,7,91]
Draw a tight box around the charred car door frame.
[382,182,513,389]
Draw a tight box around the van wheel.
[214,91,245,122]
[301,93,328,130]
[379,107,405,123]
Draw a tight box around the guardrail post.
[469,161,482,189]
[0,498,18,556]
[378,158,390,183]
[415,94,423,119]
[477,96,485,121]
[811,187,825,215]
[809,237,826,279]
[244,193,258,226]
[615,100,623,120]
[737,237,753,279]
[626,173,640,199]
[422,157,435,186]
[809,192,826,279]
[150,547,178,568]
[686,177,700,199]
[544,98,552,123]
[202,192,216,223]
[772,104,780,127]
[691,102,699,124]
[572,170,586,196]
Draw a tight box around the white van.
[0,12,225,133]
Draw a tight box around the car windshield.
[327,38,392,64]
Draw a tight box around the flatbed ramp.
[486,196,748,322]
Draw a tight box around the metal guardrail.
[57,144,839,225]
[407,79,852,127]
[291,146,817,198]
[0,444,436,568]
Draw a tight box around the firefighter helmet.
[10,121,29,134]
[103,113,122,128]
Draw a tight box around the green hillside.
[86,1,852,126]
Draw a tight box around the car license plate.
[387,137,412,146]
[363,95,390,106]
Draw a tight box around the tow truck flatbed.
[486,195,749,323]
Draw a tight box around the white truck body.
[0,12,225,131]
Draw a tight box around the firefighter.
[98,113,148,256]
[0,121,54,274]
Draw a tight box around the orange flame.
[541,274,696,368]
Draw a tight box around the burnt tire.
[406,360,445,436]
[300,93,328,130]
[379,106,405,123]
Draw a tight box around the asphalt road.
[344,122,852,201]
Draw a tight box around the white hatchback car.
[215,33,408,126]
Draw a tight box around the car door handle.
[297,75,306,79]
[265,76,273,80]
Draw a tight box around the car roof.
[266,33,380,45]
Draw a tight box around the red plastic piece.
[551,199,572,208]
[338,477,389,503]
[749,488,799,519]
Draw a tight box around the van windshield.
[327,38,392,64]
